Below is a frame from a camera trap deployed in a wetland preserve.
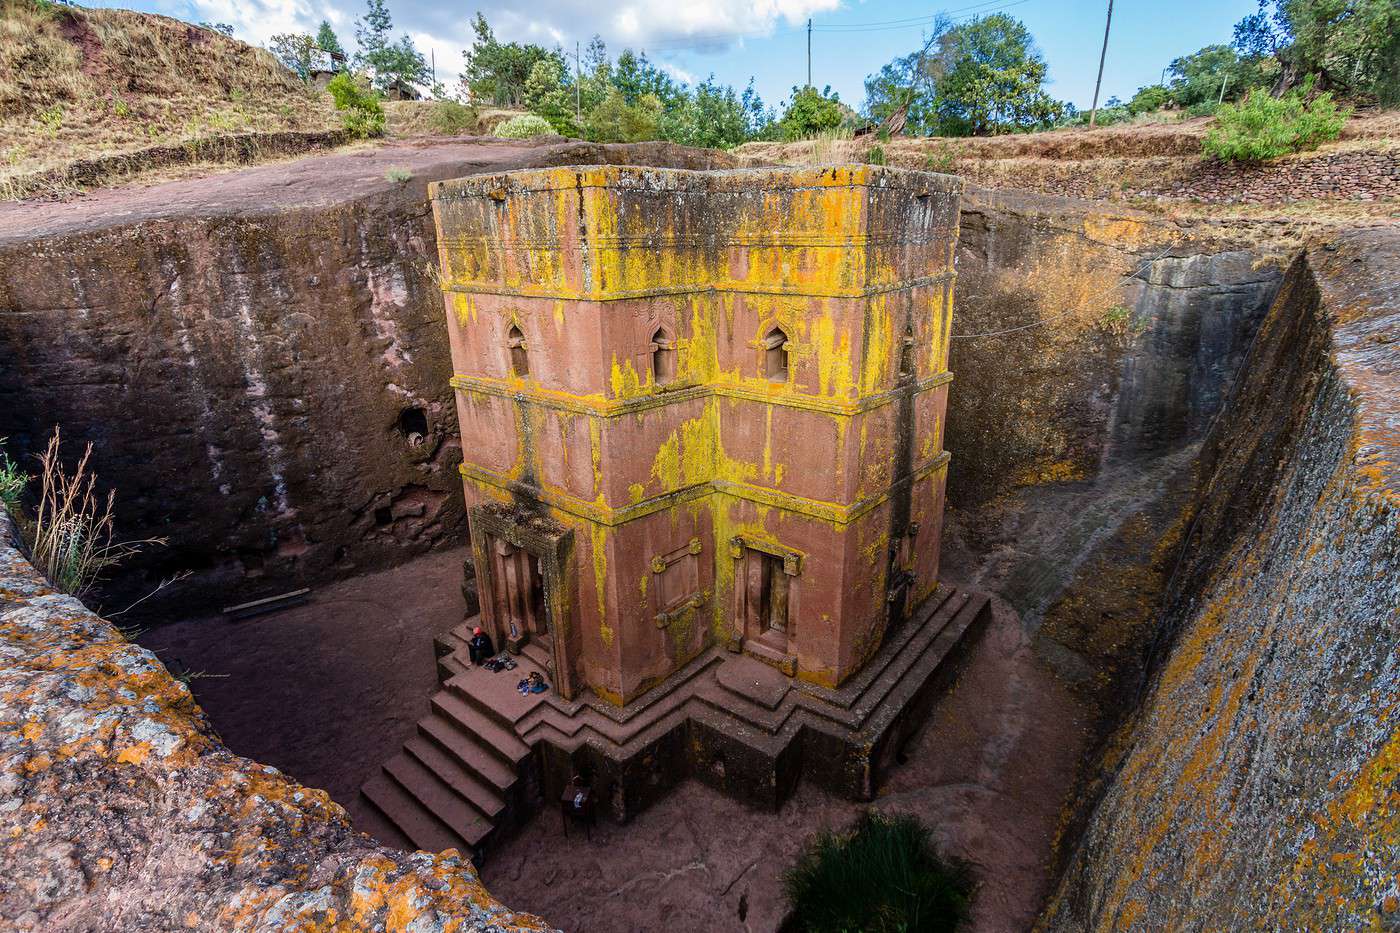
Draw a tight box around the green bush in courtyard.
[784,811,971,933]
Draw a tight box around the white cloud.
[169,0,839,90]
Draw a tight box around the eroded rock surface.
[0,139,741,617]
[1043,228,1400,929]
[0,511,551,932]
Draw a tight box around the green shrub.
[384,166,412,183]
[495,113,555,138]
[865,144,886,166]
[1127,84,1172,115]
[784,811,970,933]
[326,72,385,139]
[428,99,477,135]
[1203,83,1350,162]
[0,441,26,508]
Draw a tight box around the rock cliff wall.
[0,139,737,616]
[0,509,551,932]
[1042,228,1400,929]
[0,149,1278,630]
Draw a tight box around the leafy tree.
[933,14,1064,135]
[524,57,580,136]
[315,20,345,58]
[200,22,235,37]
[1234,0,1400,103]
[584,88,662,143]
[863,17,953,136]
[1126,84,1172,114]
[270,33,316,82]
[353,0,391,65]
[613,50,683,109]
[1167,44,1270,108]
[777,85,846,140]
[1203,77,1350,160]
[660,77,770,148]
[352,0,427,93]
[461,13,563,107]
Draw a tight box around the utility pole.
[575,41,582,123]
[807,18,812,88]
[1089,0,1113,127]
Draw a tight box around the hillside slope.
[1,0,339,197]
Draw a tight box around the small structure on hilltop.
[361,164,990,857]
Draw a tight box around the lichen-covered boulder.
[0,512,553,932]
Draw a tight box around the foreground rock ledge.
[0,511,552,932]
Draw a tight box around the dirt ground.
[138,552,1089,933]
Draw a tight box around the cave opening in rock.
[397,406,428,442]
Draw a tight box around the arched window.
[651,327,676,385]
[507,324,529,377]
[763,327,789,382]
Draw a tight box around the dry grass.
[383,99,479,138]
[0,0,338,195]
[20,429,159,598]
[737,110,1400,165]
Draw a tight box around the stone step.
[383,753,494,849]
[403,735,506,821]
[431,690,531,766]
[417,713,518,794]
[361,771,471,855]
[437,653,470,682]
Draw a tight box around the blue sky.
[111,0,1261,112]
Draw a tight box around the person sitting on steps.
[467,626,495,665]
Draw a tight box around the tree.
[863,17,953,136]
[777,85,846,140]
[315,21,345,58]
[932,14,1064,135]
[1126,84,1171,114]
[524,57,579,135]
[1233,0,1400,103]
[613,50,683,110]
[1167,44,1269,108]
[583,88,661,143]
[460,13,562,107]
[270,33,316,82]
[660,77,767,149]
[353,0,427,93]
[354,0,391,66]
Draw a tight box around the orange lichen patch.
[0,508,551,931]
[114,742,152,765]
[1082,215,1156,250]
[1014,459,1087,487]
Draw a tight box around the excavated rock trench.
[3,139,1394,931]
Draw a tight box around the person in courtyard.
[467,626,494,665]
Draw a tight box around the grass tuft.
[17,429,162,597]
[783,811,971,933]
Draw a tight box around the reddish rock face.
[432,165,962,704]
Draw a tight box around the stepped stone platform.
[361,584,991,859]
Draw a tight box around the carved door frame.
[468,506,577,700]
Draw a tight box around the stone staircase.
[360,663,539,859]
[361,584,991,857]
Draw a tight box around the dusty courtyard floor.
[138,551,1089,932]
